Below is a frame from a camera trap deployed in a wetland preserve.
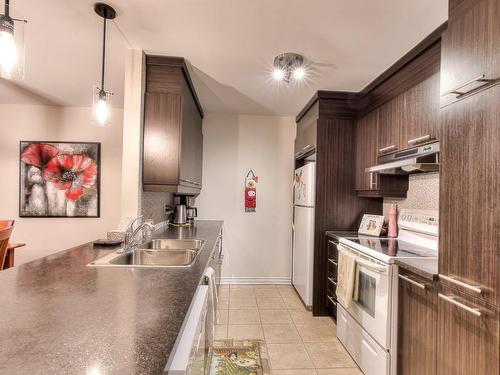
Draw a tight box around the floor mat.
[207,339,272,375]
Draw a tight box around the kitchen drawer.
[327,275,337,296]
[337,305,389,375]
[327,239,338,261]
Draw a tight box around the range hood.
[366,141,439,175]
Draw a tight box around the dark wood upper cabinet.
[401,73,441,146]
[378,94,402,155]
[439,84,500,307]
[440,0,500,107]
[397,269,437,375]
[143,56,204,194]
[295,101,318,158]
[437,286,499,375]
[355,109,379,191]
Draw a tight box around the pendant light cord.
[5,0,10,17]
[101,16,107,91]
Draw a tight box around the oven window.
[357,271,376,317]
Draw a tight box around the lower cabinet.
[437,286,500,375]
[325,235,338,319]
[397,269,437,375]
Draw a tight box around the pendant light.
[0,0,27,80]
[93,3,116,126]
[272,53,306,83]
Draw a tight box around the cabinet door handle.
[378,145,396,154]
[328,277,337,286]
[438,293,481,317]
[328,259,338,266]
[399,274,426,290]
[407,134,431,145]
[439,274,482,294]
[369,172,377,189]
[441,74,487,97]
[327,296,337,306]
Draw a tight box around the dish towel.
[204,267,219,326]
[336,247,357,308]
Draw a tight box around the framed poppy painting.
[19,141,101,218]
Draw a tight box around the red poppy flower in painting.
[21,143,59,167]
[43,154,98,201]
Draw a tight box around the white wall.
[196,113,295,283]
[0,104,124,265]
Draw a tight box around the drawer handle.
[328,277,337,286]
[328,240,337,246]
[438,293,481,317]
[303,144,313,151]
[327,296,337,306]
[398,274,426,290]
[378,145,396,154]
[407,134,431,145]
[439,274,482,294]
[442,74,487,97]
[328,259,338,266]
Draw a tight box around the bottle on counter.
[388,203,398,238]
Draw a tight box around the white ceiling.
[1,0,448,116]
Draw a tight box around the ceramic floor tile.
[230,286,256,298]
[253,284,278,290]
[263,324,302,343]
[267,343,315,370]
[227,324,264,340]
[273,370,318,375]
[229,297,258,309]
[214,325,227,340]
[283,296,307,310]
[289,310,334,325]
[257,297,286,309]
[228,309,260,324]
[295,321,337,343]
[305,342,356,368]
[254,288,282,298]
[218,287,230,299]
[217,298,229,310]
[217,309,229,324]
[259,309,293,324]
[316,369,362,375]
[279,288,300,299]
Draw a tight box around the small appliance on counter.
[173,204,187,225]
[171,195,198,226]
[186,196,198,225]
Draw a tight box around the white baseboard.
[220,277,292,285]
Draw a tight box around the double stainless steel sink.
[88,239,205,268]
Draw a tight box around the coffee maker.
[172,195,198,225]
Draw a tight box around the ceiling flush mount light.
[272,53,305,83]
[93,3,116,126]
[0,0,27,80]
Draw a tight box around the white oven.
[337,243,394,349]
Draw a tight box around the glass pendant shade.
[92,86,112,126]
[0,5,25,80]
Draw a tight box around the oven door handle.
[355,258,387,273]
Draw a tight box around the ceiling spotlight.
[272,53,305,83]
[0,0,27,80]
[92,3,116,127]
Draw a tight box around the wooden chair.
[0,220,14,229]
[0,226,14,270]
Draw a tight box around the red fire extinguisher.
[245,170,258,212]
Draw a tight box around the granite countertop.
[394,258,439,282]
[0,220,223,375]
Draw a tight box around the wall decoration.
[244,170,258,213]
[358,214,385,236]
[19,141,100,217]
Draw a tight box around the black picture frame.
[19,141,101,218]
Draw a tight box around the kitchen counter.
[325,230,359,240]
[395,258,439,281]
[0,220,223,375]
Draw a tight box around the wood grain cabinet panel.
[441,0,500,106]
[378,95,402,154]
[397,270,437,375]
[439,85,500,307]
[401,73,441,146]
[295,102,318,158]
[437,286,499,375]
[143,92,182,186]
[354,109,379,191]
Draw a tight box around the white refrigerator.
[292,162,316,308]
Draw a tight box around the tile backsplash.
[141,191,174,224]
[383,172,439,218]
